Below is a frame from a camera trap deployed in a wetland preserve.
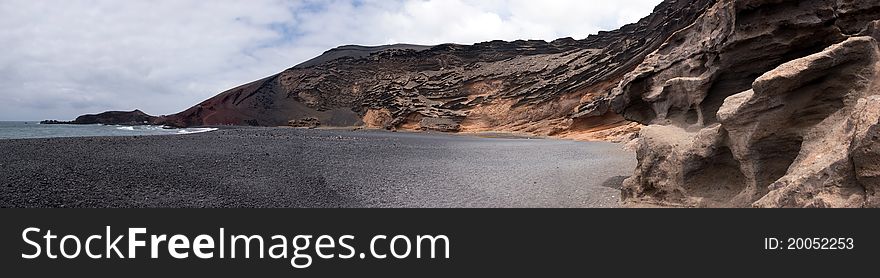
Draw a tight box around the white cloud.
[0,0,662,120]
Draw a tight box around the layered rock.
[287,117,321,129]
[155,0,715,141]
[620,0,880,207]
[724,37,880,208]
[590,0,875,125]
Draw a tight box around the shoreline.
[3,121,628,143]
[0,122,221,141]
[293,125,600,141]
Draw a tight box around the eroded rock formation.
[618,0,880,208]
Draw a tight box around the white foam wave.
[177,128,219,134]
[113,125,217,135]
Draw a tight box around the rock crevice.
[624,33,880,207]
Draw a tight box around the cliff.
[611,0,880,207]
[157,0,715,141]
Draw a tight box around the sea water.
[0,121,217,139]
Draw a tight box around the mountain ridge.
[148,0,714,142]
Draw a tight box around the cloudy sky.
[0,0,662,120]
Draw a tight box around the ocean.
[0,121,217,140]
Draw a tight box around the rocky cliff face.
[614,0,880,207]
[158,0,715,141]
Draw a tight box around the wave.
[115,125,218,134]
[114,125,217,135]
[177,128,219,134]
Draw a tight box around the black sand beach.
[0,128,635,208]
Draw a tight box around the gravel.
[0,128,635,208]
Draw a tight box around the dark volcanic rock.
[43,110,158,125]
[418,117,461,132]
[287,117,321,129]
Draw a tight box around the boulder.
[418,118,461,132]
[622,124,746,207]
[288,117,321,129]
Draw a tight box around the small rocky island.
[41,110,158,126]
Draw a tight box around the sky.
[0,0,663,121]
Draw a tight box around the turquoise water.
[0,121,217,140]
